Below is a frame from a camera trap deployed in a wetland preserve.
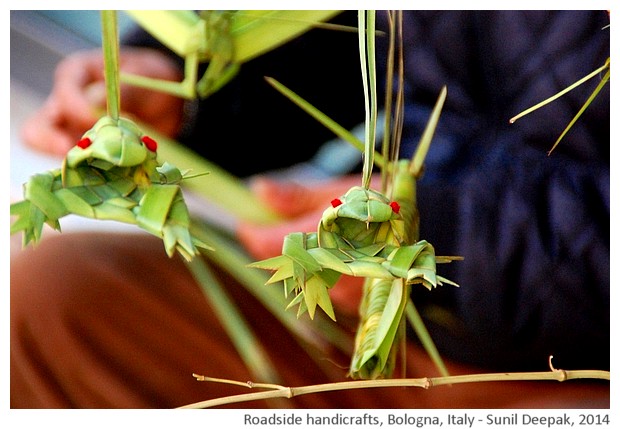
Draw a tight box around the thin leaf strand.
[509,58,610,124]
[101,11,121,120]
[547,67,610,155]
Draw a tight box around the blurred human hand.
[237,175,371,316]
[20,47,185,157]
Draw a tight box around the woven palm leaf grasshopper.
[10,11,211,261]
[10,114,210,261]
[250,11,460,379]
[11,10,345,260]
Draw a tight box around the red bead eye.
[141,135,158,152]
[331,198,343,208]
[77,137,92,149]
[390,201,400,213]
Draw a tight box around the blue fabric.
[383,11,609,371]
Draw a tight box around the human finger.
[52,50,105,130]
[247,175,362,218]
[236,209,323,261]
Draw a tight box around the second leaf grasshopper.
[250,11,461,379]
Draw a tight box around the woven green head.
[65,116,157,169]
[318,186,405,249]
